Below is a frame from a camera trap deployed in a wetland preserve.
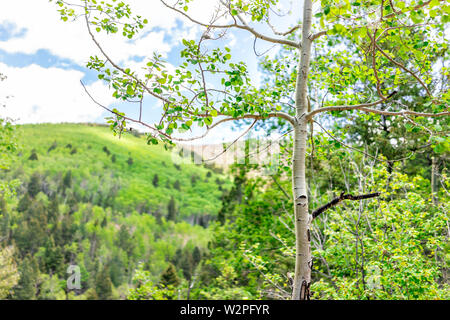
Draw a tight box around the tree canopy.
[51,0,449,300]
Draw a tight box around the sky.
[0,0,301,144]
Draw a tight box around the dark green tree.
[217,167,247,224]
[109,254,125,287]
[28,149,38,161]
[116,225,134,256]
[42,237,65,277]
[167,196,177,222]
[17,194,31,213]
[152,174,159,187]
[27,172,41,198]
[102,146,110,155]
[62,170,72,190]
[171,248,182,268]
[159,263,180,288]
[47,141,57,153]
[192,247,201,266]
[180,251,194,281]
[95,267,113,300]
[47,196,59,224]
[190,175,197,186]
[13,256,37,300]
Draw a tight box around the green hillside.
[0,123,230,299]
[13,123,228,218]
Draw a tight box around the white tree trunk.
[291,120,311,300]
[291,0,313,300]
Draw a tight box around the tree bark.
[291,0,313,300]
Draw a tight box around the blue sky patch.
[0,21,26,41]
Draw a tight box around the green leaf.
[205,117,213,126]
[126,85,135,95]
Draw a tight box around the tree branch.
[383,0,445,20]
[270,175,291,200]
[80,80,293,143]
[160,0,301,49]
[311,0,444,40]
[305,93,396,119]
[84,11,173,106]
[312,192,381,219]
[374,43,434,99]
[306,92,449,120]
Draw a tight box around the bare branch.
[253,36,277,57]
[312,192,381,219]
[266,15,301,36]
[271,175,291,200]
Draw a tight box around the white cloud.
[0,0,220,125]
[0,63,114,124]
[0,0,298,141]
[0,0,222,66]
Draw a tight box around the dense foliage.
[0,0,449,300]
[130,138,448,300]
[0,124,227,299]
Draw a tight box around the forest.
[0,0,449,301]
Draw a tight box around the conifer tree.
[95,267,113,300]
[159,263,180,288]
[13,256,37,300]
[192,247,201,266]
[28,150,38,161]
[62,170,72,191]
[27,172,41,198]
[152,174,159,187]
[180,252,194,281]
[167,196,177,222]
[47,196,59,224]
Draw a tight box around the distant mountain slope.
[0,123,230,299]
[12,123,229,220]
